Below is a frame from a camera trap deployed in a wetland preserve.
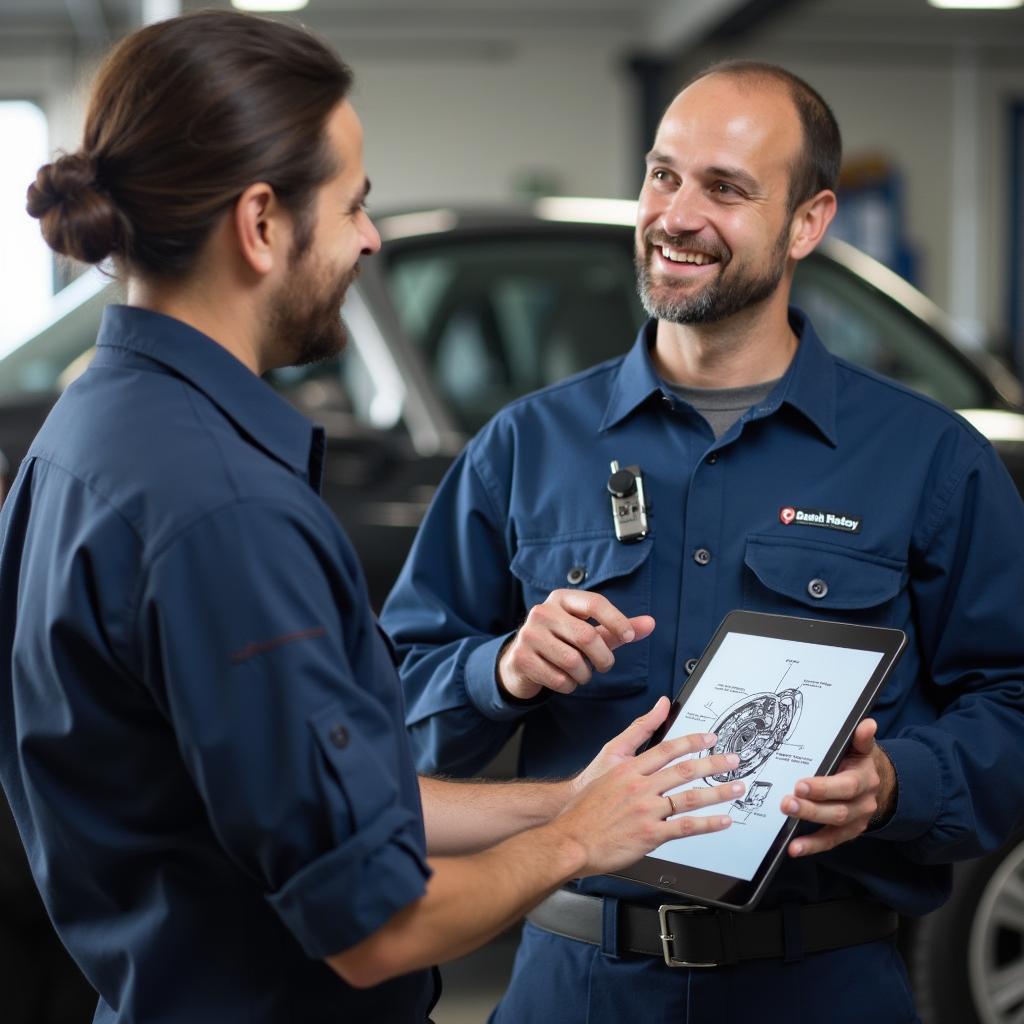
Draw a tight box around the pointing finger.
[636,731,720,773]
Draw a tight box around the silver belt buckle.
[657,904,718,968]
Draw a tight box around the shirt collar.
[599,307,838,447]
[94,305,325,488]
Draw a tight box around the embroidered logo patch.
[779,506,861,533]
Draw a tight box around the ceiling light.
[231,0,309,11]
[928,0,1023,8]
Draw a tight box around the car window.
[387,236,646,433]
[792,255,988,409]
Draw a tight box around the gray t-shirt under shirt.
[664,377,780,440]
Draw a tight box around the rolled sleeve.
[268,805,430,958]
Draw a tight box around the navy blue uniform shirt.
[0,306,435,1023]
[382,311,1024,918]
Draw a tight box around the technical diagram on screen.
[613,611,905,910]
[703,688,803,784]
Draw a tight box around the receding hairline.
[668,65,804,135]
[667,60,841,208]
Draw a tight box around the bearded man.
[0,14,740,1023]
[381,61,1024,1024]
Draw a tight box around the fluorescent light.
[378,210,457,242]
[928,0,1023,8]
[534,197,638,226]
[231,0,309,11]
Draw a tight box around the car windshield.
[387,235,645,433]
[791,256,988,410]
[386,231,991,433]
[0,226,994,433]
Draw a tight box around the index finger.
[554,590,636,644]
[634,730,717,773]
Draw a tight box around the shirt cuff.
[267,806,431,959]
[463,632,552,722]
[866,737,941,843]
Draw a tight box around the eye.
[648,168,676,188]
[713,182,741,197]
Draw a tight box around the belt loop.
[601,896,621,959]
[782,902,804,963]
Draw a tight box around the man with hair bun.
[0,12,739,1023]
[382,61,1024,1023]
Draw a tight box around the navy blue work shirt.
[0,306,436,1023]
[382,311,1024,917]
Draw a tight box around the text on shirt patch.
[779,506,861,533]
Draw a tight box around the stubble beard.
[268,249,360,368]
[635,227,789,325]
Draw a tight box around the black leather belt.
[526,889,898,968]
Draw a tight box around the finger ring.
[665,793,677,818]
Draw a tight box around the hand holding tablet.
[783,716,896,857]
[611,611,906,910]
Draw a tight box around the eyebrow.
[644,152,760,194]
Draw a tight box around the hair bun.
[27,152,127,264]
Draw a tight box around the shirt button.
[807,578,829,599]
[693,548,712,566]
[661,394,673,408]
[329,725,350,749]
[566,565,587,585]
[684,657,698,674]
[706,453,718,465]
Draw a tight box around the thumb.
[851,717,878,754]
[610,696,671,754]
[627,614,656,641]
[597,615,656,651]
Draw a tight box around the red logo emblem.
[779,507,796,525]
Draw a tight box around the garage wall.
[1,25,643,211]
[297,30,640,209]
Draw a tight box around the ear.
[232,183,288,277]
[788,189,837,261]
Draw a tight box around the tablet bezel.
[611,610,906,912]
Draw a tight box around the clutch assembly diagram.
[704,688,804,784]
[693,659,810,823]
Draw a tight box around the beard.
[635,225,789,325]
[267,248,360,368]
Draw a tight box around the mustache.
[643,230,729,263]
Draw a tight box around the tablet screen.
[652,630,885,881]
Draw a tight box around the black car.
[1,200,1022,1024]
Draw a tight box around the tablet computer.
[612,610,906,911]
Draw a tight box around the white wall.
[3,22,643,208]
[329,32,640,208]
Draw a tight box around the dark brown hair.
[26,10,353,277]
[687,60,842,212]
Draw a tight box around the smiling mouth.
[655,244,719,267]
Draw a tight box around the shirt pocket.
[509,534,653,697]
[742,534,907,628]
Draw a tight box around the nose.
[661,181,708,238]
[362,216,382,256]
